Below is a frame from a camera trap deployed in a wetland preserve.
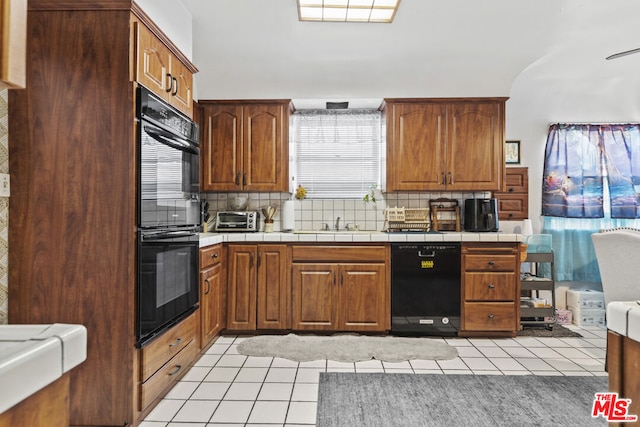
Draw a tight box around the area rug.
[517,324,582,338]
[317,373,608,427]
[236,334,458,363]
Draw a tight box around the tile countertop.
[0,324,87,414]
[200,231,524,247]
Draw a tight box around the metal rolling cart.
[520,251,556,329]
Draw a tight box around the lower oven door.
[137,229,199,347]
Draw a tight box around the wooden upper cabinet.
[134,21,194,118]
[1,0,27,88]
[385,98,506,192]
[201,100,290,192]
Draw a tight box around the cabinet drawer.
[463,302,516,331]
[464,272,516,301]
[291,245,387,262]
[463,254,516,272]
[140,313,196,381]
[200,244,224,269]
[503,167,528,192]
[495,193,528,220]
[140,338,197,410]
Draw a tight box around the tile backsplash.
[201,191,491,232]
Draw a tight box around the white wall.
[135,0,193,60]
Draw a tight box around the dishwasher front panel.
[391,243,461,336]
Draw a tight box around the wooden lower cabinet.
[139,312,198,411]
[460,243,520,337]
[200,244,226,348]
[607,330,640,427]
[290,245,390,332]
[227,244,288,330]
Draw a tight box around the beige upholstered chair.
[592,228,640,307]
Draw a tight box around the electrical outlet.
[0,173,10,197]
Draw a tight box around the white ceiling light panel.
[297,0,400,23]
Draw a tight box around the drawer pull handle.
[488,284,495,289]
[488,314,495,319]
[204,278,211,295]
[488,260,495,266]
[168,365,182,376]
[169,338,182,348]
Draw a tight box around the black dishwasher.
[391,243,461,336]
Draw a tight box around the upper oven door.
[138,118,200,229]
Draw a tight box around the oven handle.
[142,231,199,241]
[144,125,198,155]
[418,251,436,258]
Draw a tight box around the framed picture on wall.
[506,140,521,164]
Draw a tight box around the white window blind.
[292,109,382,198]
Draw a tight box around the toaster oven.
[215,211,260,232]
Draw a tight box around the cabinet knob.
[508,188,514,192]
[488,260,495,266]
[487,314,495,319]
[211,253,218,259]
[169,337,182,347]
[488,284,495,289]
[508,213,514,218]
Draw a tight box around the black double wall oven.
[136,86,200,347]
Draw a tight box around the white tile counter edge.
[0,324,87,414]
[200,231,523,247]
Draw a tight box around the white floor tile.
[235,367,269,383]
[295,368,324,383]
[164,381,199,400]
[442,369,473,375]
[437,358,468,370]
[491,357,527,372]
[502,346,537,358]
[244,356,274,367]
[477,346,511,358]
[248,401,289,424]
[207,344,231,355]
[299,360,326,368]
[513,337,546,348]
[468,338,498,347]
[167,423,206,427]
[286,401,317,424]
[194,354,221,367]
[272,357,299,368]
[382,360,412,369]
[191,382,230,400]
[455,346,484,357]
[544,358,586,372]
[384,368,414,374]
[172,400,219,422]
[413,369,443,374]
[444,338,473,347]
[181,366,211,382]
[265,367,298,383]
[572,358,605,372]
[492,338,522,347]
[409,359,439,370]
[223,382,262,400]
[139,422,166,427]
[327,360,356,369]
[461,357,498,371]
[292,383,319,402]
[257,382,294,401]
[355,367,385,373]
[204,367,240,382]
[214,336,237,344]
[216,354,247,367]
[209,400,254,424]
[326,367,355,372]
[144,399,185,422]
[513,357,556,372]
[526,346,563,359]
[223,344,240,355]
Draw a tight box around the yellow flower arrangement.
[295,185,307,200]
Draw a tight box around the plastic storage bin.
[566,289,605,310]
[570,307,606,327]
[525,234,552,253]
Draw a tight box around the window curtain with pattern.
[541,124,640,282]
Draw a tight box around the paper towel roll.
[282,200,295,231]
[522,219,533,236]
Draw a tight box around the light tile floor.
[141,325,607,427]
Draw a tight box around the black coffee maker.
[464,198,499,232]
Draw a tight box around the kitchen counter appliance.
[215,211,260,232]
[391,243,461,336]
[464,198,499,232]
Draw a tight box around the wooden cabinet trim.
[1,0,27,88]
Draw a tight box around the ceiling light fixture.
[297,0,401,23]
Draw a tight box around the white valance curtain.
[291,109,382,199]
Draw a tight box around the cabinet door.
[169,59,193,118]
[257,245,289,329]
[387,103,446,191]
[339,263,387,331]
[243,104,288,192]
[201,104,243,191]
[227,245,257,330]
[291,264,336,330]
[201,262,224,346]
[447,102,503,191]
[135,22,171,100]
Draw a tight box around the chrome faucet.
[321,222,330,231]
[335,217,341,231]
